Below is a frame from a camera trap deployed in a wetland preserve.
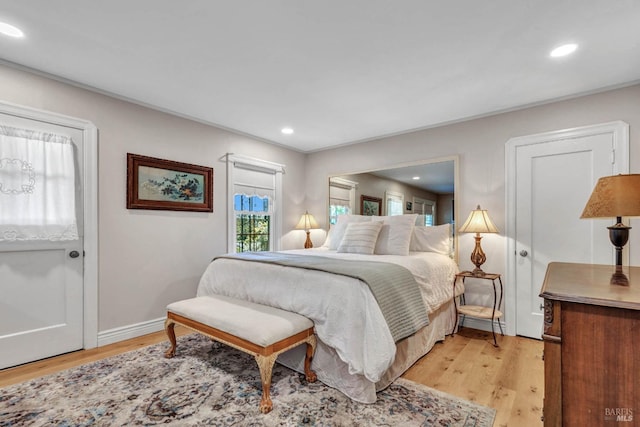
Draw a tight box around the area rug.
[0,334,495,426]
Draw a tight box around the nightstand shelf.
[452,271,504,346]
[456,305,503,319]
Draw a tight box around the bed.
[196,214,460,403]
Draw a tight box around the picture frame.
[361,195,382,216]
[127,153,213,212]
[406,201,413,211]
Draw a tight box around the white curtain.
[0,125,78,241]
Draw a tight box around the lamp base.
[304,231,313,249]
[471,267,487,277]
[469,234,487,277]
[608,219,630,266]
[610,265,630,286]
[608,218,631,285]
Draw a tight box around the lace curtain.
[0,125,79,241]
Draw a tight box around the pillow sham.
[337,221,383,254]
[372,214,418,256]
[410,223,452,255]
[323,214,372,250]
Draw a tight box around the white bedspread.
[196,248,458,384]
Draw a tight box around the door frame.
[1,99,98,349]
[505,121,629,336]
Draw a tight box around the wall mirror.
[328,156,458,259]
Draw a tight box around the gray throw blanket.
[216,252,429,342]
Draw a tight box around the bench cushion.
[167,295,313,347]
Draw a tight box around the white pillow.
[324,215,372,250]
[372,214,418,256]
[410,223,452,255]
[337,221,383,254]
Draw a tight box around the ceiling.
[1,1,639,153]
[370,161,454,194]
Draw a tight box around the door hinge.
[611,149,616,164]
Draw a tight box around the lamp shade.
[295,211,319,231]
[458,205,499,234]
[580,174,640,218]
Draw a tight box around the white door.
[506,122,629,339]
[0,113,85,369]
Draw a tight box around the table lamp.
[295,211,319,248]
[458,205,499,277]
[580,174,640,285]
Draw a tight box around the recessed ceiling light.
[412,176,420,180]
[0,22,24,38]
[281,127,294,135]
[550,43,578,58]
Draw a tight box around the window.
[226,154,284,253]
[413,197,436,226]
[385,191,404,216]
[329,177,357,225]
[234,194,270,252]
[0,126,78,241]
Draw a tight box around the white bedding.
[196,248,459,401]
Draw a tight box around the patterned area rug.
[0,334,495,426]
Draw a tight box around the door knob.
[69,250,80,258]
[519,250,528,257]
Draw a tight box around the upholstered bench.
[164,295,317,414]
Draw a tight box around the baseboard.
[457,315,506,335]
[97,317,165,347]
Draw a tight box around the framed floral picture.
[361,195,382,216]
[126,153,213,212]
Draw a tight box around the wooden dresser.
[539,262,640,426]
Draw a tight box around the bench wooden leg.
[255,353,278,414]
[304,335,317,383]
[163,312,316,414]
[164,318,177,358]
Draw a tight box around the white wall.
[306,83,640,327]
[0,64,307,333]
[2,61,639,339]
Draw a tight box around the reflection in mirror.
[328,157,457,257]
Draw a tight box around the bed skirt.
[276,299,456,403]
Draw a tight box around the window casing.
[226,154,284,253]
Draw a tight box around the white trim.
[226,153,285,174]
[97,317,165,347]
[83,123,99,348]
[274,170,283,250]
[329,176,358,188]
[226,155,234,251]
[504,121,629,336]
[0,100,99,349]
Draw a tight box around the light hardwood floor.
[404,327,544,427]
[0,326,543,426]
